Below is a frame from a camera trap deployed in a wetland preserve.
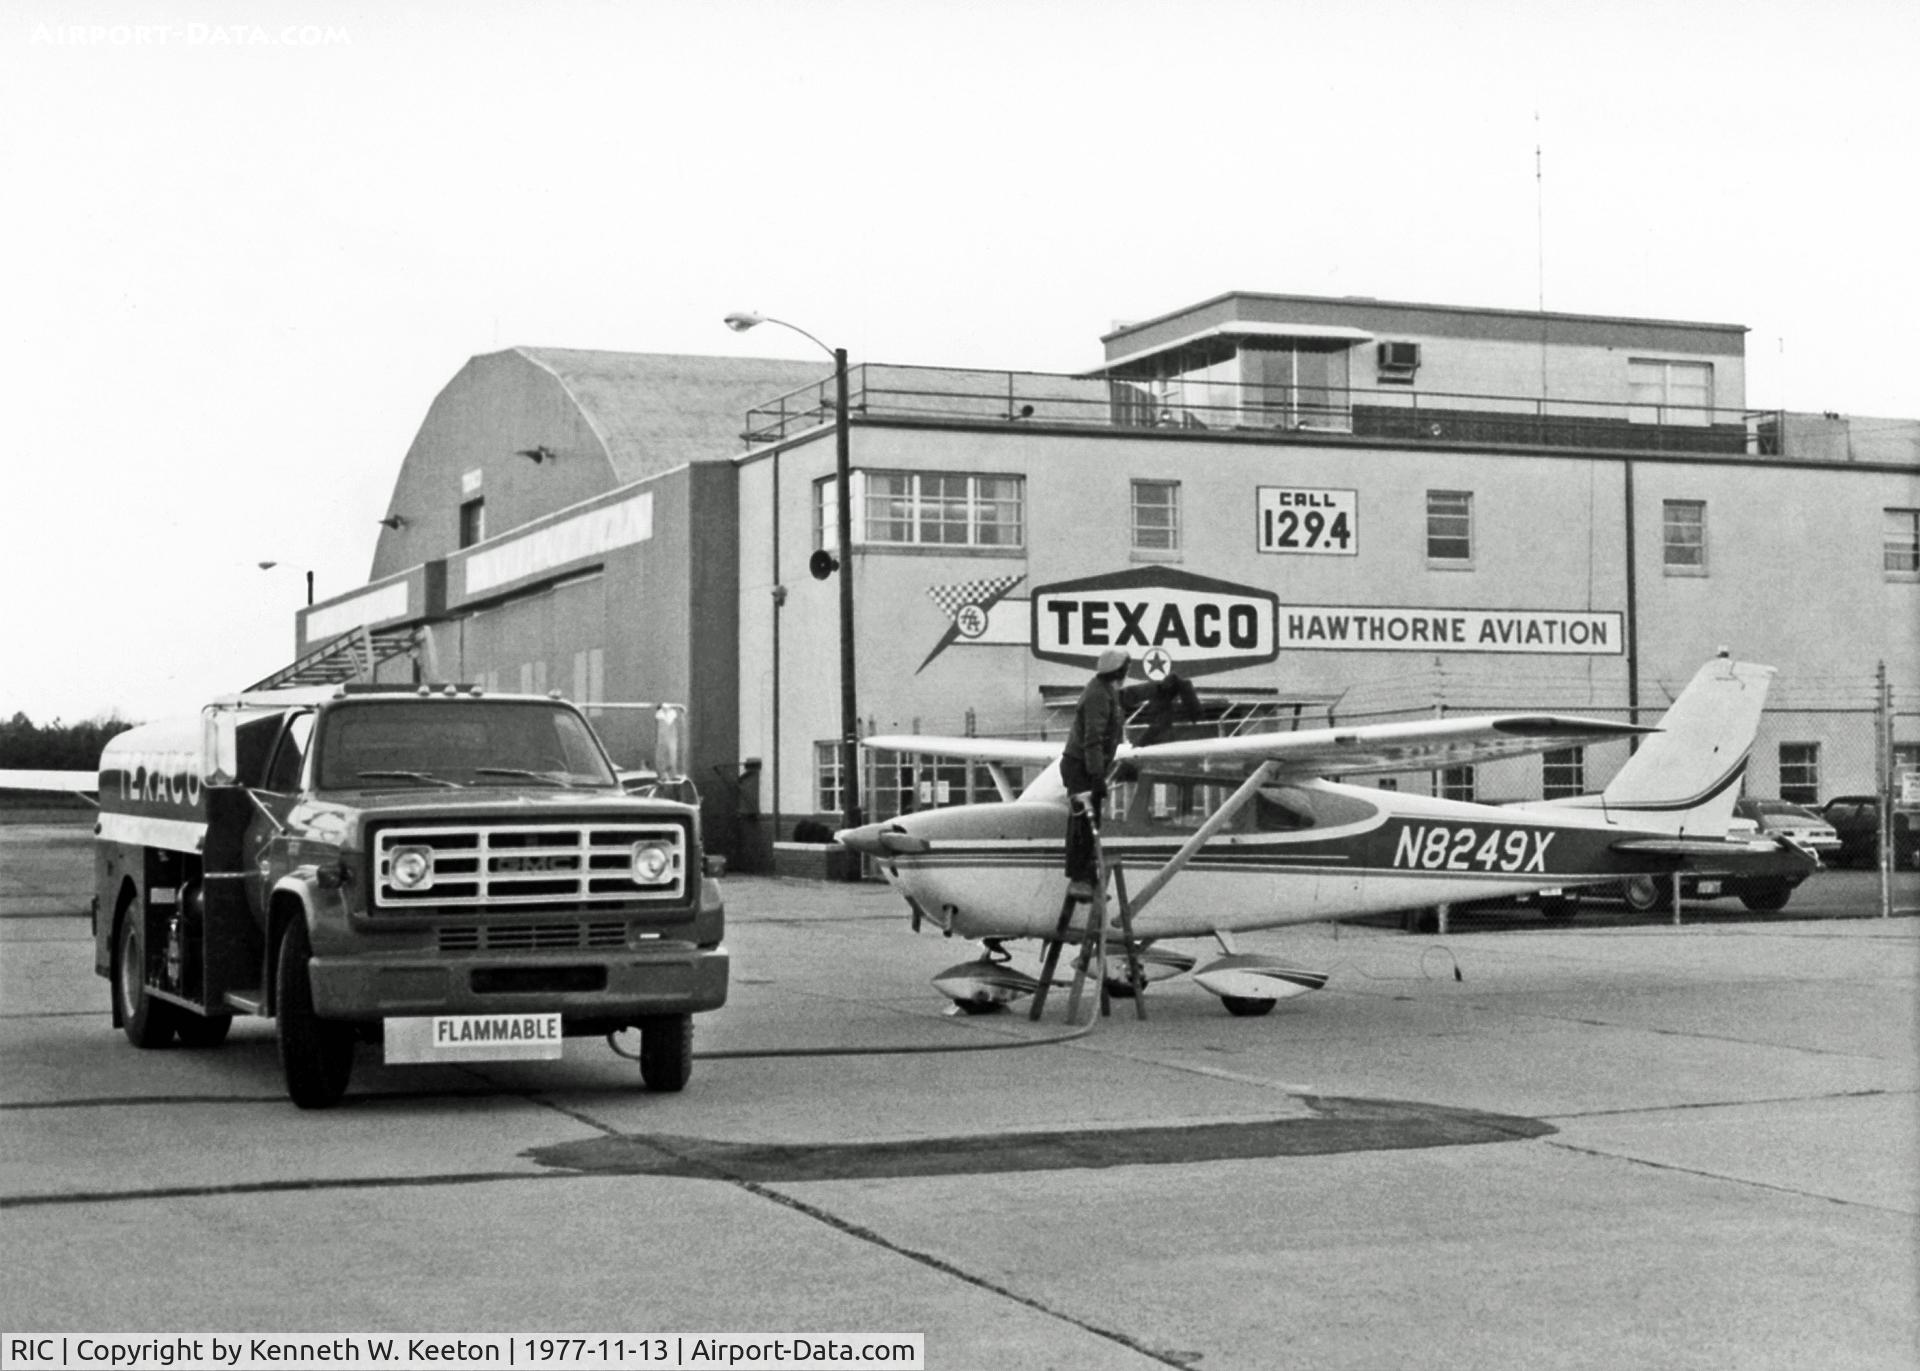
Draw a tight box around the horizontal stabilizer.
[1612,837,1764,857]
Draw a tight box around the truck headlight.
[630,843,673,885]
[389,845,434,891]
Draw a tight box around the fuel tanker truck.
[94,684,727,1108]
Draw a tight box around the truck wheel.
[638,1013,693,1092]
[175,1013,234,1048]
[115,902,176,1048]
[1738,881,1793,913]
[276,920,354,1109]
[1622,875,1671,914]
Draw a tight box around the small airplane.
[836,656,1819,1016]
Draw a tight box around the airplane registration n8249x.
[837,657,1819,1015]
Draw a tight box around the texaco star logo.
[1142,648,1174,680]
[954,603,989,639]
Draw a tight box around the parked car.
[1596,811,1813,914]
[1819,794,1919,870]
[1733,798,1841,858]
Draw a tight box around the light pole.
[724,312,861,839]
[257,560,314,606]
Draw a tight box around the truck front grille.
[438,920,630,952]
[374,821,688,911]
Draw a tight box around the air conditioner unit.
[1377,340,1421,375]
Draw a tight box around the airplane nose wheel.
[1219,995,1276,1018]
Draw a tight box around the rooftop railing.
[740,363,1915,464]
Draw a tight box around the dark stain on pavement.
[523,1096,1555,1182]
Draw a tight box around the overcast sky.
[3,0,1913,726]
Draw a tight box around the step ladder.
[1029,799,1149,1023]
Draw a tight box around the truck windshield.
[314,701,619,791]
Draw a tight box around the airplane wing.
[0,769,99,802]
[1125,713,1655,780]
[861,735,1064,767]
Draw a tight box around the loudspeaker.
[809,549,840,581]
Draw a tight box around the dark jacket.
[1063,674,1125,779]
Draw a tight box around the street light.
[723,311,861,840]
[257,560,314,606]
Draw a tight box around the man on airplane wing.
[838,657,1818,1014]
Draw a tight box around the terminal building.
[270,291,1920,869]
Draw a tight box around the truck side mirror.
[655,704,686,784]
[202,708,239,787]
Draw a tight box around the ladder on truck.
[1028,795,1150,1024]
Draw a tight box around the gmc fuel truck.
[94,684,727,1108]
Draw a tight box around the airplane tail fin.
[1595,658,1774,836]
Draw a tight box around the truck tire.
[638,1013,693,1092]
[175,1013,234,1048]
[115,900,177,1048]
[1738,880,1793,913]
[276,920,354,1109]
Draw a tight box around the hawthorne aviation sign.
[1030,567,1278,677]
[1277,604,1624,654]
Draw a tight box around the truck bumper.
[307,945,729,1024]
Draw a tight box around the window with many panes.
[1132,480,1180,553]
[1440,765,1476,801]
[1542,747,1585,799]
[858,471,1025,550]
[1885,508,1919,575]
[1427,490,1472,564]
[1663,500,1707,575]
[1778,743,1820,806]
[1629,359,1713,426]
[815,741,843,814]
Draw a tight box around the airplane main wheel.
[115,901,177,1048]
[1220,995,1276,1018]
[1738,881,1792,912]
[639,1013,693,1092]
[1622,875,1672,914]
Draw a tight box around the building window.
[1629,359,1713,426]
[1427,490,1473,564]
[1132,480,1180,553]
[1778,743,1819,806]
[1663,500,1707,575]
[571,647,603,704]
[1542,747,1585,799]
[1440,765,1476,802]
[815,741,842,814]
[1886,508,1920,574]
[862,471,1025,549]
[459,497,486,549]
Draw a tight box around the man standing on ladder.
[1062,648,1131,901]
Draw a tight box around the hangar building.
[276,292,1920,870]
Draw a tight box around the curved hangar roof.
[371,347,828,581]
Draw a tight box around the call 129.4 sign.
[1257,486,1356,556]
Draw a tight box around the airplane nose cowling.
[836,823,932,856]
[835,823,887,856]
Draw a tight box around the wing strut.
[1125,760,1279,919]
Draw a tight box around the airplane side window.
[1254,788,1313,832]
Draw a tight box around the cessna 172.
[836,657,1818,1015]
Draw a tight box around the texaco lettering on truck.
[92,684,727,1108]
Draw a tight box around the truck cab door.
[242,712,314,919]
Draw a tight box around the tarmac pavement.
[2,819,1916,1369]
